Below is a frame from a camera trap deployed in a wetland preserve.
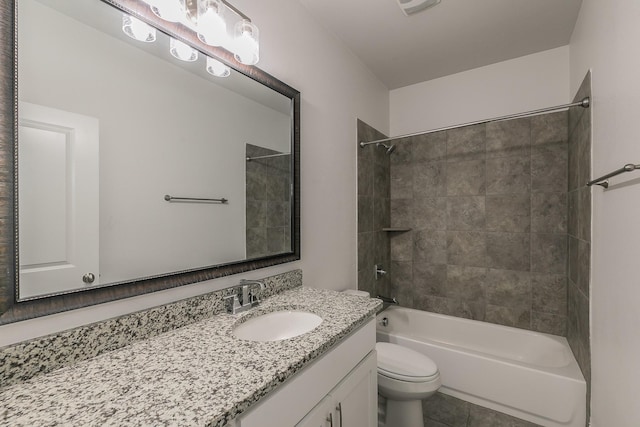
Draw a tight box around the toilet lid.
[376,342,439,382]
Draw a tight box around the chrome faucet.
[224,279,266,314]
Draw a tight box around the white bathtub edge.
[439,386,586,427]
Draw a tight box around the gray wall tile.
[485,304,531,329]
[415,161,447,197]
[391,198,414,228]
[486,194,530,232]
[486,156,531,195]
[531,193,567,233]
[390,232,413,261]
[566,72,591,419]
[358,232,375,272]
[415,230,448,264]
[373,196,390,230]
[390,137,412,165]
[390,164,413,199]
[415,197,447,230]
[532,311,567,336]
[389,261,414,306]
[414,263,447,297]
[576,239,590,297]
[357,196,374,233]
[416,295,485,320]
[486,117,531,158]
[532,273,567,315]
[531,233,567,274]
[486,233,530,271]
[484,269,531,307]
[577,188,591,241]
[447,231,486,267]
[447,196,486,231]
[531,142,568,193]
[447,124,486,162]
[359,110,571,334]
[414,131,447,162]
[374,163,390,200]
[446,159,486,196]
[532,111,568,145]
[446,265,487,301]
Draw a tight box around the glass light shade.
[122,14,156,42]
[197,0,228,46]
[170,38,198,61]
[206,57,231,77]
[233,20,259,65]
[150,0,186,23]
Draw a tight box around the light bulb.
[206,57,231,77]
[122,14,156,42]
[150,0,186,23]
[197,0,228,46]
[170,38,198,62]
[233,20,259,65]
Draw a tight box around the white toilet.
[376,342,441,427]
[341,289,441,427]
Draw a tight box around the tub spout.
[377,294,398,305]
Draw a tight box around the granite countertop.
[0,287,381,427]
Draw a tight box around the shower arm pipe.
[359,97,591,147]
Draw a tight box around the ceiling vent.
[396,0,441,16]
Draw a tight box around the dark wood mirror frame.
[0,0,300,325]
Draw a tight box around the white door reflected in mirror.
[18,102,100,299]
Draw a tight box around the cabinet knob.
[82,273,95,284]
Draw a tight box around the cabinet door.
[330,351,377,427]
[296,396,332,427]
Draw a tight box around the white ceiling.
[298,0,583,89]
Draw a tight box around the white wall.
[390,46,570,136]
[0,0,388,345]
[569,1,640,426]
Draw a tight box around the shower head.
[376,142,396,155]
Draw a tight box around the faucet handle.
[224,294,241,314]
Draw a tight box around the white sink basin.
[233,310,323,342]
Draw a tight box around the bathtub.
[376,306,586,427]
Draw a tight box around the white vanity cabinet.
[237,318,377,427]
[296,351,377,427]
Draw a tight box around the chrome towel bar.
[246,152,290,161]
[164,195,228,204]
[587,163,640,188]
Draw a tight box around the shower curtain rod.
[359,97,591,147]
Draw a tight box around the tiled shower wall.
[357,120,390,297]
[246,144,291,258]
[385,112,569,334]
[567,72,592,418]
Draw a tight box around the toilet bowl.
[340,290,441,426]
[377,342,441,427]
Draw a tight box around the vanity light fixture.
[149,0,186,23]
[233,19,259,65]
[206,56,231,77]
[197,0,228,46]
[170,37,199,61]
[140,0,260,65]
[122,14,157,42]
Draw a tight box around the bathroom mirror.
[0,0,300,323]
